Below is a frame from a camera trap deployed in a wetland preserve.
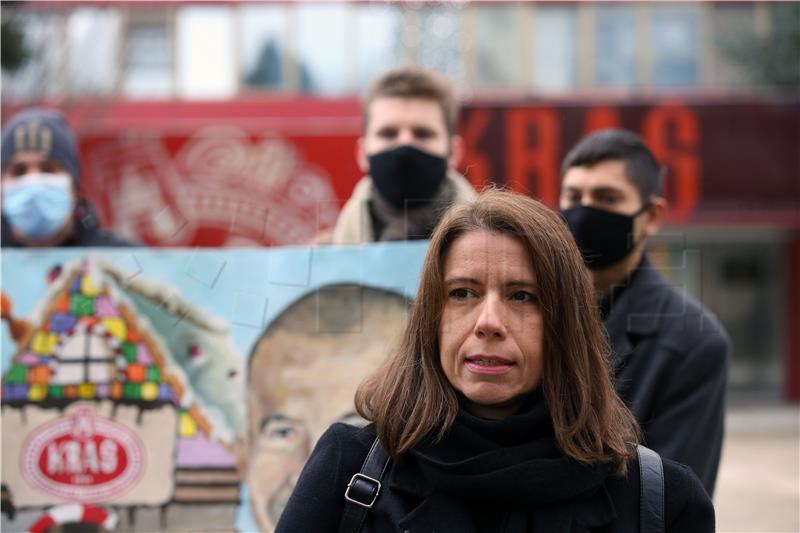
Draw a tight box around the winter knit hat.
[1,108,80,185]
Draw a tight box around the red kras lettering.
[40,434,126,486]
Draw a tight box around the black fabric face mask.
[368,145,448,209]
[561,203,650,270]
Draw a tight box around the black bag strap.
[338,437,391,533]
[637,444,665,533]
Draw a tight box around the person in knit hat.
[1,107,135,247]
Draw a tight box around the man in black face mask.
[328,67,476,244]
[560,129,730,497]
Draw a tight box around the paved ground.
[714,400,799,532]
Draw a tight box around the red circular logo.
[22,406,145,501]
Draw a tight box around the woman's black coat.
[276,422,714,533]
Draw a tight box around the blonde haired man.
[330,66,476,244]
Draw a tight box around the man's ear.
[643,196,667,238]
[356,137,369,174]
[448,134,464,170]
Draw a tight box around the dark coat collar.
[603,254,669,360]
[387,455,618,533]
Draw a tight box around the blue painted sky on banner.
[1,242,428,372]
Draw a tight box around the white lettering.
[46,443,63,474]
[64,441,82,474]
[99,439,118,474]
[82,440,99,473]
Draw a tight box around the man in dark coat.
[1,108,135,247]
[559,129,730,496]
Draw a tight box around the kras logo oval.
[22,406,145,501]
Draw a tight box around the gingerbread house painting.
[1,256,245,530]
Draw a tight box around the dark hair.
[356,188,640,473]
[561,129,664,202]
[363,66,458,137]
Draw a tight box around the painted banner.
[1,243,428,532]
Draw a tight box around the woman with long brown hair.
[276,189,713,532]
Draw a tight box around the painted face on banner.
[246,285,409,531]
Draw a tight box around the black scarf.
[367,176,456,241]
[401,391,618,532]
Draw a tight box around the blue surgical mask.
[2,173,74,240]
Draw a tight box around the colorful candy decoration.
[2,270,173,406]
[2,257,245,453]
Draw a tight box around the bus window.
[240,4,288,91]
[532,4,577,90]
[296,3,350,94]
[354,4,403,91]
[475,4,523,89]
[122,11,173,98]
[177,5,235,99]
[418,4,463,84]
[651,4,700,87]
[594,4,636,87]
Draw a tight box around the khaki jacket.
[329,171,477,245]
